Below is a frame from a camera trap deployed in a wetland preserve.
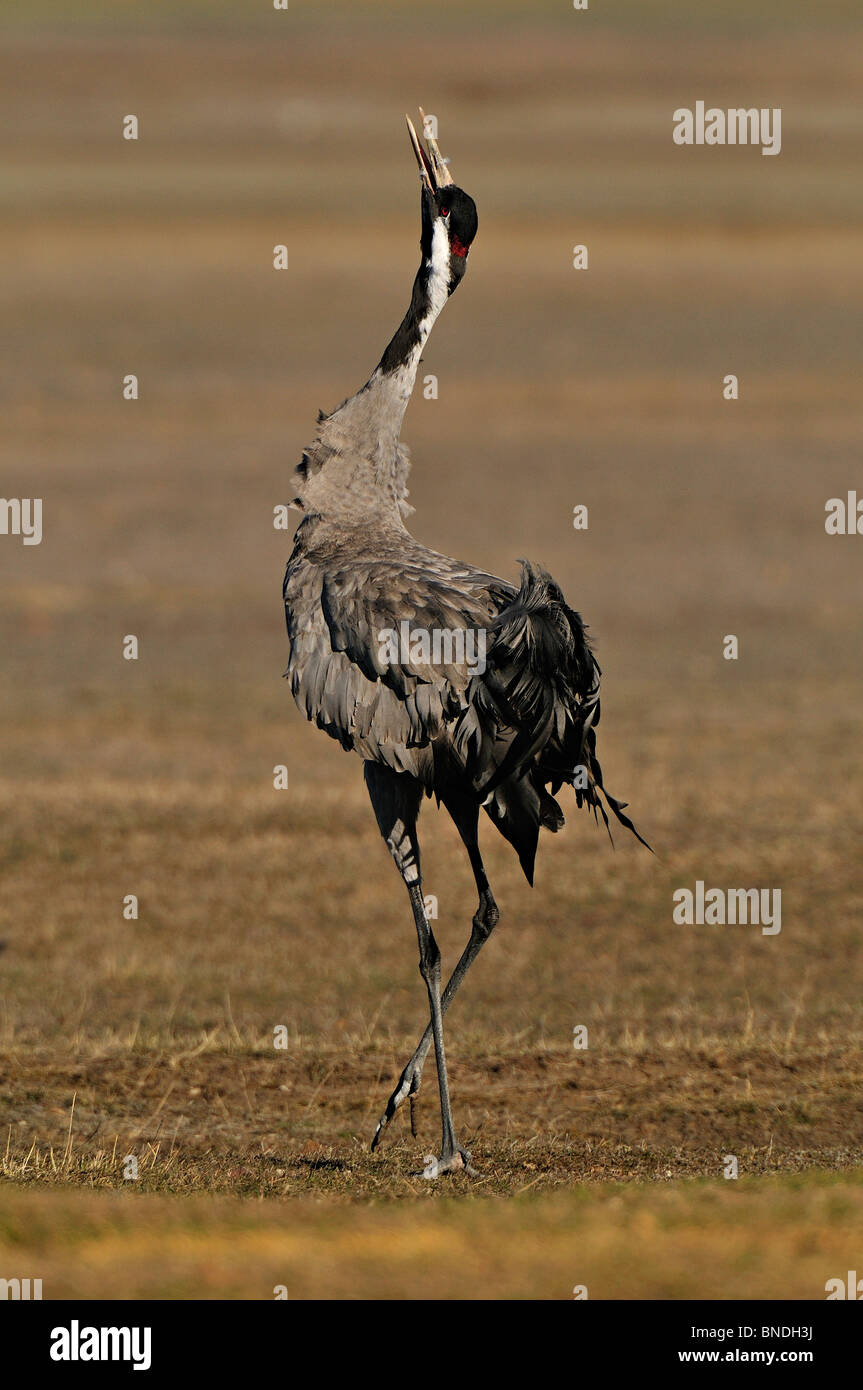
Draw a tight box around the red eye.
[441,207,449,218]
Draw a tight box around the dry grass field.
[1,1,862,1297]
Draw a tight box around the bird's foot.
[415,1148,476,1180]
[370,1059,424,1151]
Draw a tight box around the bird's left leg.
[364,762,474,1177]
[371,792,498,1151]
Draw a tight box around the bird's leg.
[371,795,498,1153]
[406,880,473,1176]
[364,763,473,1177]
[375,889,497,1147]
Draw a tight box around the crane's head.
[406,110,478,295]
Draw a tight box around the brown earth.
[0,1,861,1297]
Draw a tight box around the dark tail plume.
[454,560,650,879]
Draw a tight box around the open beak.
[405,108,454,192]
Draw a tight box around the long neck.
[360,215,451,446]
[293,220,451,526]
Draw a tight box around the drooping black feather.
[451,560,651,878]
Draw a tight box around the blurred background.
[0,0,861,1297]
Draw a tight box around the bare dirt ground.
[1,2,861,1297]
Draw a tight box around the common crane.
[283,113,646,1177]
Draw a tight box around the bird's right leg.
[364,763,473,1176]
[371,794,499,1151]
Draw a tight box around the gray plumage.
[282,115,645,1176]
